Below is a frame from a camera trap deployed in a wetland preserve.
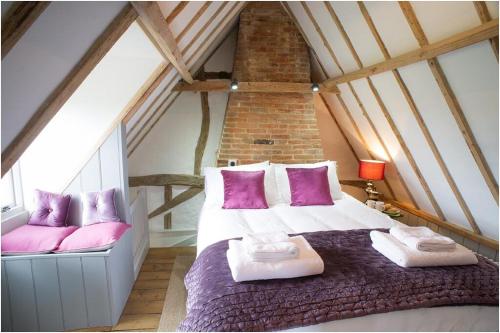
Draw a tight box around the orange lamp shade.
[358,160,385,180]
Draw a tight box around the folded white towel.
[247,241,299,261]
[390,226,456,252]
[227,236,324,282]
[370,231,477,268]
[243,231,289,246]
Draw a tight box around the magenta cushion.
[286,166,334,206]
[1,224,78,255]
[221,170,269,209]
[82,188,121,226]
[28,189,71,227]
[54,222,130,253]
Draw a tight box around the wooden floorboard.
[71,246,195,332]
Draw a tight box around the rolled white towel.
[227,235,324,282]
[370,231,477,268]
[247,241,299,261]
[390,226,456,252]
[243,231,289,246]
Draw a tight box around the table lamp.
[358,159,385,201]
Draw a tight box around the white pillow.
[272,161,343,203]
[203,161,279,206]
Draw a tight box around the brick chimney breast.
[217,2,324,166]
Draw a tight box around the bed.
[186,193,498,332]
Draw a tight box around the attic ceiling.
[124,1,498,241]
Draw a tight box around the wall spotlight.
[230,80,239,91]
[311,83,320,92]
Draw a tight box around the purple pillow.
[2,224,78,255]
[286,166,334,206]
[82,188,121,226]
[55,222,130,253]
[221,170,269,209]
[28,189,71,227]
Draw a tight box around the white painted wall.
[128,30,237,247]
[1,1,127,153]
[18,22,163,210]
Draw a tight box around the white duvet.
[197,193,397,255]
[195,193,499,331]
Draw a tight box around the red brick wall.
[217,2,323,166]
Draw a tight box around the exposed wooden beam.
[327,2,442,216]
[358,0,478,230]
[132,1,193,83]
[1,4,137,177]
[474,1,499,61]
[163,185,172,229]
[165,1,188,24]
[1,1,50,59]
[172,80,339,94]
[148,187,203,219]
[400,2,496,222]
[388,199,498,250]
[194,92,210,175]
[176,1,212,43]
[129,174,204,187]
[323,18,499,86]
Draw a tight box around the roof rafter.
[132,1,193,83]
[166,1,188,24]
[1,4,138,176]
[473,1,498,61]
[325,1,444,218]
[400,2,497,216]
[322,18,499,86]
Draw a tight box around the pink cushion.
[1,224,78,255]
[82,188,121,226]
[221,170,269,209]
[28,189,71,227]
[286,166,334,206]
[54,222,130,253]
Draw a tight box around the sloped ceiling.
[124,1,498,241]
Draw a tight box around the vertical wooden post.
[164,185,172,229]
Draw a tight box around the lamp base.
[364,180,381,201]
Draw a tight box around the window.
[0,162,24,219]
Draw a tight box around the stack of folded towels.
[227,231,324,282]
[371,226,478,267]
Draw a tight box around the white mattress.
[195,193,499,331]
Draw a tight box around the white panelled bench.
[1,229,133,331]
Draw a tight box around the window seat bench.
[1,228,134,331]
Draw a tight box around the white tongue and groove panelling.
[288,1,499,240]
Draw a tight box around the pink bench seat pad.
[55,222,131,253]
[2,224,79,256]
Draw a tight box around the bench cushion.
[2,224,79,255]
[55,222,130,253]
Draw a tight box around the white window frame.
[1,161,25,221]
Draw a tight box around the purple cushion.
[54,222,130,253]
[28,189,71,227]
[286,166,334,206]
[1,224,78,255]
[82,188,120,226]
[221,170,269,209]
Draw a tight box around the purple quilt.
[179,229,498,332]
